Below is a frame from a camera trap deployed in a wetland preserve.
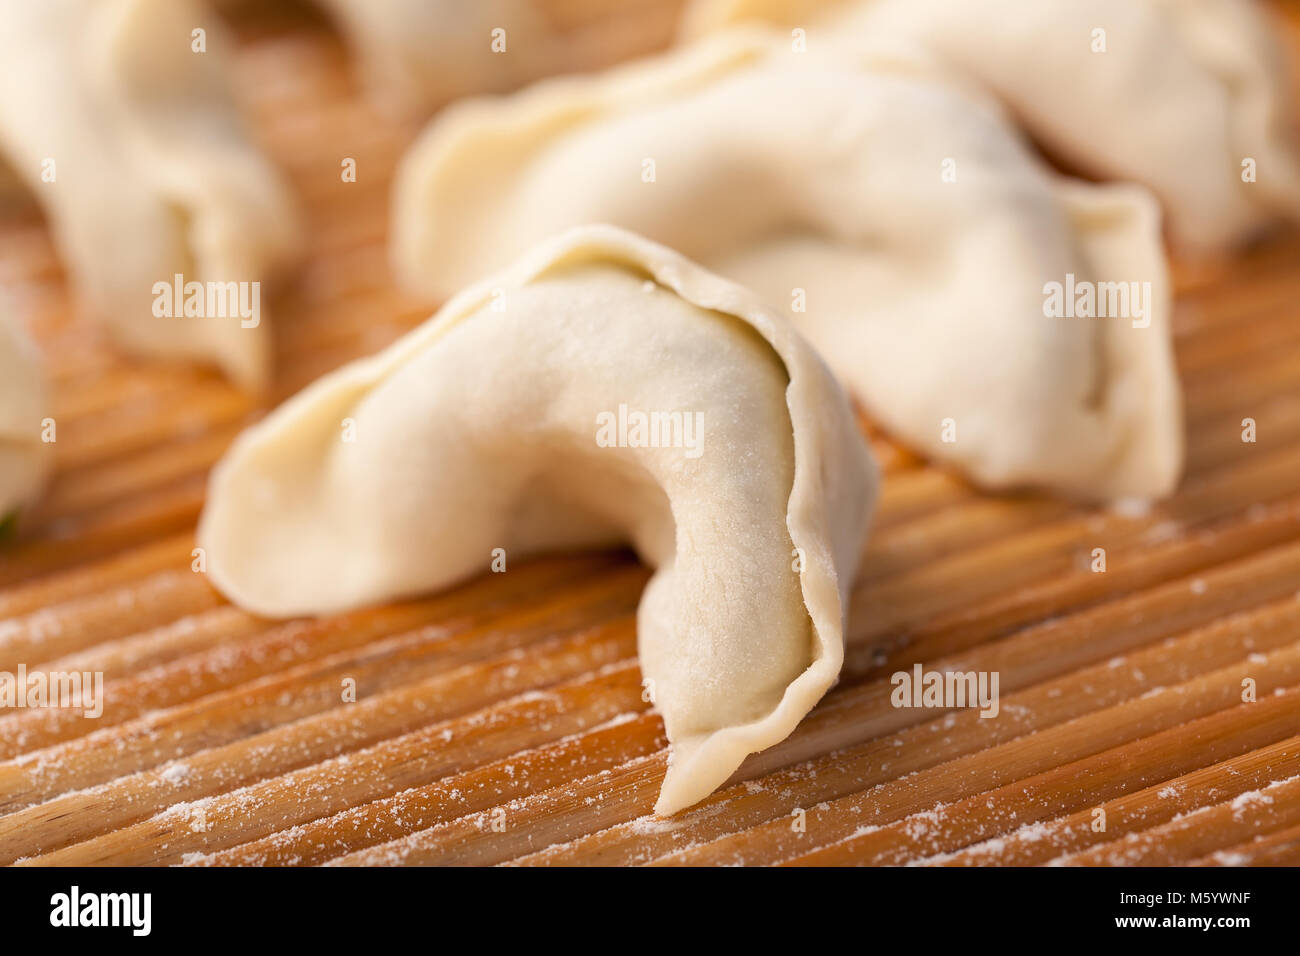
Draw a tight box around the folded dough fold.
[392,34,1183,500]
[0,0,301,388]
[0,307,50,526]
[683,0,1300,251]
[199,225,878,815]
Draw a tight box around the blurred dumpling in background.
[0,304,49,527]
[392,33,1184,502]
[315,0,688,117]
[683,0,1300,252]
[0,0,301,389]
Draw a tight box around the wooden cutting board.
[1,0,1298,866]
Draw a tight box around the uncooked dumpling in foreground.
[683,0,1300,251]
[0,0,300,388]
[0,307,50,527]
[392,33,1184,502]
[199,226,878,815]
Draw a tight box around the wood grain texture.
[0,0,1297,866]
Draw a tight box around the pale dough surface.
[392,33,1184,500]
[683,0,1300,251]
[0,0,300,387]
[317,0,564,116]
[199,225,878,815]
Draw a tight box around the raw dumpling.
[391,34,1183,501]
[683,0,1300,251]
[198,225,878,815]
[0,306,50,527]
[316,0,682,117]
[0,0,301,388]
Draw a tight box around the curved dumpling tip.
[198,225,879,816]
[682,0,1300,252]
[0,305,51,528]
[0,0,301,389]
[391,32,1183,502]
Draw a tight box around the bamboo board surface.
[1,0,1299,867]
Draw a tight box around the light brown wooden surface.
[0,1,1298,866]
